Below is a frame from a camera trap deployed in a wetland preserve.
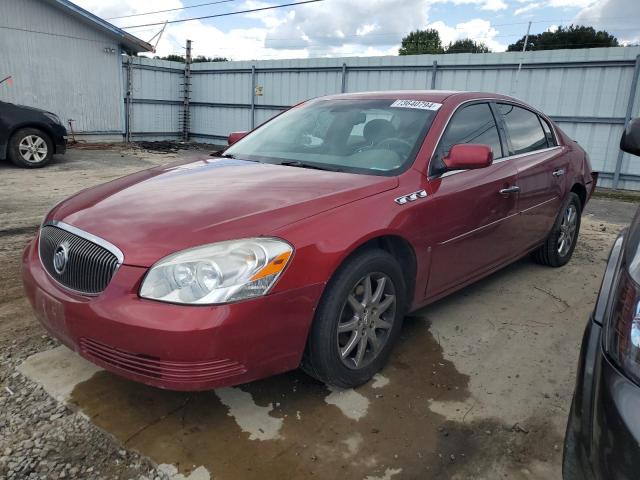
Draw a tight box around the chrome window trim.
[428,96,563,180]
[42,220,125,264]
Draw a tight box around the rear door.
[425,102,520,299]
[496,103,568,252]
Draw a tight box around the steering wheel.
[375,137,413,157]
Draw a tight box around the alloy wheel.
[337,272,396,370]
[18,135,48,163]
[558,203,578,257]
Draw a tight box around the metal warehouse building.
[1,0,639,189]
[0,0,152,141]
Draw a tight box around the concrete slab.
[17,346,100,403]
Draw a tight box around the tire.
[533,192,582,267]
[302,248,407,388]
[8,128,53,168]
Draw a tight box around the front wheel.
[302,249,406,388]
[533,192,582,267]
[8,128,53,168]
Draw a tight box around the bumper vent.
[39,225,119,295]
[79,338,247,384]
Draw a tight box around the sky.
[74,0,640,60]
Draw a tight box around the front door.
[422,102,520,300]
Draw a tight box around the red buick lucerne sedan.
[22,91,596,390]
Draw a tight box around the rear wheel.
[533,192,581,267]
[8,128,53,168]
[302,249,406,388]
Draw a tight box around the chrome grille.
[39,225,120,295]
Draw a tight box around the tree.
[507,25,618,51]
[399,29,444,55]
[154,54,229,63]
[445,39,491,54]
[194,55,228,63]
[156,54,186,62]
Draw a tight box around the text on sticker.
[390,100,442,111]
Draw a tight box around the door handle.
[552,168,566,177]
[499,186,521,195]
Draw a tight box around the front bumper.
[22,237,324,391]
[55,138,67,155]
[51,124,67,155]
[564,317,640,479]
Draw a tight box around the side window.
[498,104,548,155]
[431,103,503,175]
[539,116,557,147]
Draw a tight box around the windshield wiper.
[209,150,233,158]
[210,152,262,162]
[278,160,341,172]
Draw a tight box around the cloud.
[548,0,596,6]
[262,0,432,52]
[480,0,508,11]
[74,0,510,60]
[514,2,541,15]
[428,18,507,51]
[431,0,508,9]
[575,0,640,44]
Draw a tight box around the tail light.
[604,266,640,385]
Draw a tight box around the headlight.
[139,238,293,305]
[43,112,62,124]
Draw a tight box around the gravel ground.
[0,144,638,480]
[0,144,210,480]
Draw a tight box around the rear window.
[539,116,557,147]
[498,104,548,155]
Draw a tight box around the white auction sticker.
[390,99,442,111]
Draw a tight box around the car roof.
[318,90,521,104]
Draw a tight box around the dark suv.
[0,101,67,168]
[563,117,640,479]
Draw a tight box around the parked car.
[563,117,640,479]
[0,101,67,168]
[22,91,595,391]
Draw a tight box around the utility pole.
[512,21,532,95]
[182,39,192,142]
[125,57,133,142]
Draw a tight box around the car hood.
[1,101,51,115]
[49,158,398,266]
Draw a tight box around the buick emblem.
[53,242,69,275]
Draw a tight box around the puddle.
[68,317,471,479]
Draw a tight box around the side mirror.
[443,144,493,171]
[228,131,249,146]
[621,118,640,156]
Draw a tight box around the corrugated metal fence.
[122,57,184,140]
[126,47,640,189]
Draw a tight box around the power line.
[0,24,112,44]
[106,0,240,20]
[122,0,325,29]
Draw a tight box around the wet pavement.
[24,319,471,479]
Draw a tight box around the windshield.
[224,98,439,176]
